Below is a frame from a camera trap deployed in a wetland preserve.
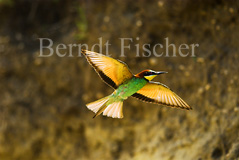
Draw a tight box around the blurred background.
[0,0,239,159]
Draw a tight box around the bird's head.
[136,69,167,81]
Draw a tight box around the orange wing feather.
[82,50,133,89]
[132,82,192,110]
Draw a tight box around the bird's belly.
[114,78,147,100]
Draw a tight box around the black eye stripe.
[145,72,153,76]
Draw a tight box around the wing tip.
[163,103,192,110]
[182,106,192,110]
[81,49,86,55]
[82,49,95,56]
[186,106,193,110]
[132,93,193,110]
[81,49,101,56]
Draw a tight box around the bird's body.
[113,77,148,100]
[82,50,192,118]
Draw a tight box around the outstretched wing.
[132,81,192,110]
[82,50,133,89]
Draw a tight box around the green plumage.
[107,77,148,105]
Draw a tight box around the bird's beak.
[155,71,168,75]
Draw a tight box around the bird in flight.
[82,50,192,118]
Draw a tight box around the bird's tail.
[86,96,123,118]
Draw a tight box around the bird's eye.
[145,72,152,76]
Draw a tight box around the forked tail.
[86,96,124,118]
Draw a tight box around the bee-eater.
[82,50,192,118]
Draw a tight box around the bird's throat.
[144,75,157,81]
